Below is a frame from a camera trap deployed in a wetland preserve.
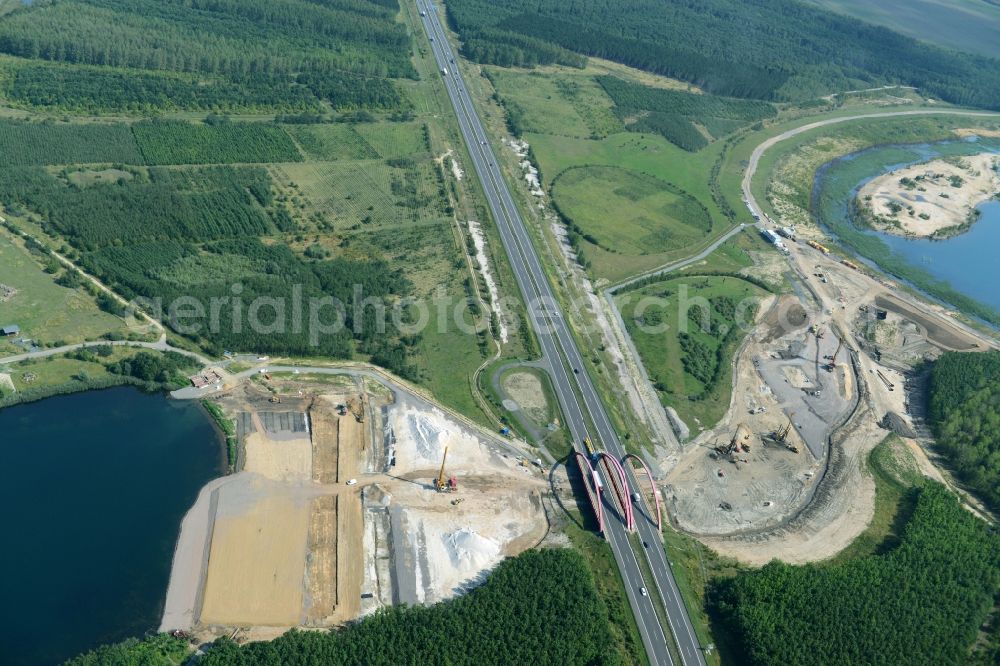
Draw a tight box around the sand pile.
[407,411,447,462]
[445,528,500,571]
[391,402,501,475]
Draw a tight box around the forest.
[712,483,1000,665]
[446,0,1000,108]
[597,76,776,150]
[64,549,617,665]
[0,162,419,377]
[0,118,303,166]
[7,62,320,113]
[0,0,413,112]
[133,120,302,165]
[927,350,1000,510]
[0,166,280,249]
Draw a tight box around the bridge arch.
[596,451,634,532]
[572,451,604,533]
[623,453,663,530]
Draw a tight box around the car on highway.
[643,541,649,548]
[640,587,648,597]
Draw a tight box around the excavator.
[765,417,799,453]
[825,338,844,372]
[716,423,752,458]
[346,395,365,423]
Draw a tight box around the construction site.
[660,226,994,563]
[160,371,549,642]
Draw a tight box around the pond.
[0,386,223,665]
[812,137,1000,325]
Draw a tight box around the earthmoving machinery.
[825,338,844,372]
[437,446,458,492]
[347,395,365,423]
[716,423,753,461]
[765,418,799,453]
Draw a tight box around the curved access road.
[742,108,1000,351]
[0,338,212,367]
[741,108,1000,213]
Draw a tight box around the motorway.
[416,4,705,664]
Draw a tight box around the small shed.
[1,325,20,336]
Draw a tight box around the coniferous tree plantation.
[66,549,618,666]
[712,483,1000,665]
[928,350,1000,510]
[446,0,1000,109]
[0,0,414,113]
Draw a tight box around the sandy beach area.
[857,152,1000,237]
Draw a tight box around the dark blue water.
[0,387,224,665]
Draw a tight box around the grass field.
[805,0,1000,59]
[353,121,431,160]
[485,67,622,139]
[0,233,125,353]
[286,125,380,161]
[528,131,730,281]
[617,274,765,431]
[484,60,787,281]
[552,165,711,256]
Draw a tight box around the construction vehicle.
[765,418,799,452]
[347,396,365,423]
[807,240,831,254]
[716,423,752,458]
[437,447,458,492]
[825,338,844,371]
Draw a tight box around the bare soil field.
[857,153,1000,237]
[200,483,312,626]
[163,372,549,641]
[501,370,549,424]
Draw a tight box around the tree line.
[64,549,618,665]
[712,482,1000,665]
[445,0,1000,109]
[928,350,1000,510]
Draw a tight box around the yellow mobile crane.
[437,446,458,492]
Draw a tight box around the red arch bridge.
[572,448,663,534]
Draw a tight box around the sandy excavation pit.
[366,396,549,608]
[665,295,859,537]
[162,375,548,639]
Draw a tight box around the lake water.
[878,200,1000,312]
[814,138,1000,322]
[0,387,223,665]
